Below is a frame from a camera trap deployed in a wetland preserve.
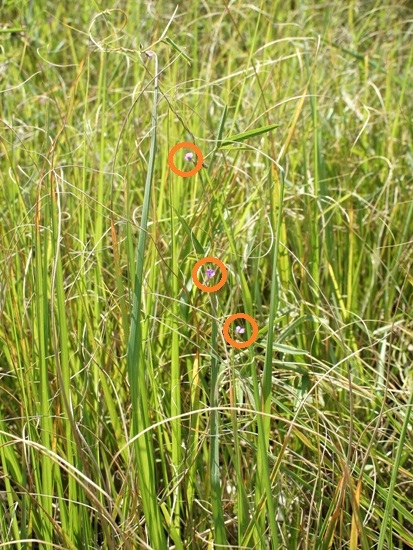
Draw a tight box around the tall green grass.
[0,1,413,548]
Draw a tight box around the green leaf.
[162,36,192,65]
[173,208,205,255]
[216,105,228,146]
[218,123,279,148]
[273,343,307,355]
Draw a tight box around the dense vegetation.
[0,1,412,548]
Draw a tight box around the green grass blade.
[126,52,167,549]
[218,123,279,148]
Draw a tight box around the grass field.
[1,1,413,548]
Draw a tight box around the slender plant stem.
[126,52,167,549]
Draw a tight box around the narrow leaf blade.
[218,123,279,148]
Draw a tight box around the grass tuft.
[0,1,413,548]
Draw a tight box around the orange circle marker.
[168,142,204,177]
[192,257,227,293]
[223,313,259,349]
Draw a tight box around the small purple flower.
[185,152,194,162]
[145,50,155,60]
[235,326,245,334]
[206,268,215,279]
